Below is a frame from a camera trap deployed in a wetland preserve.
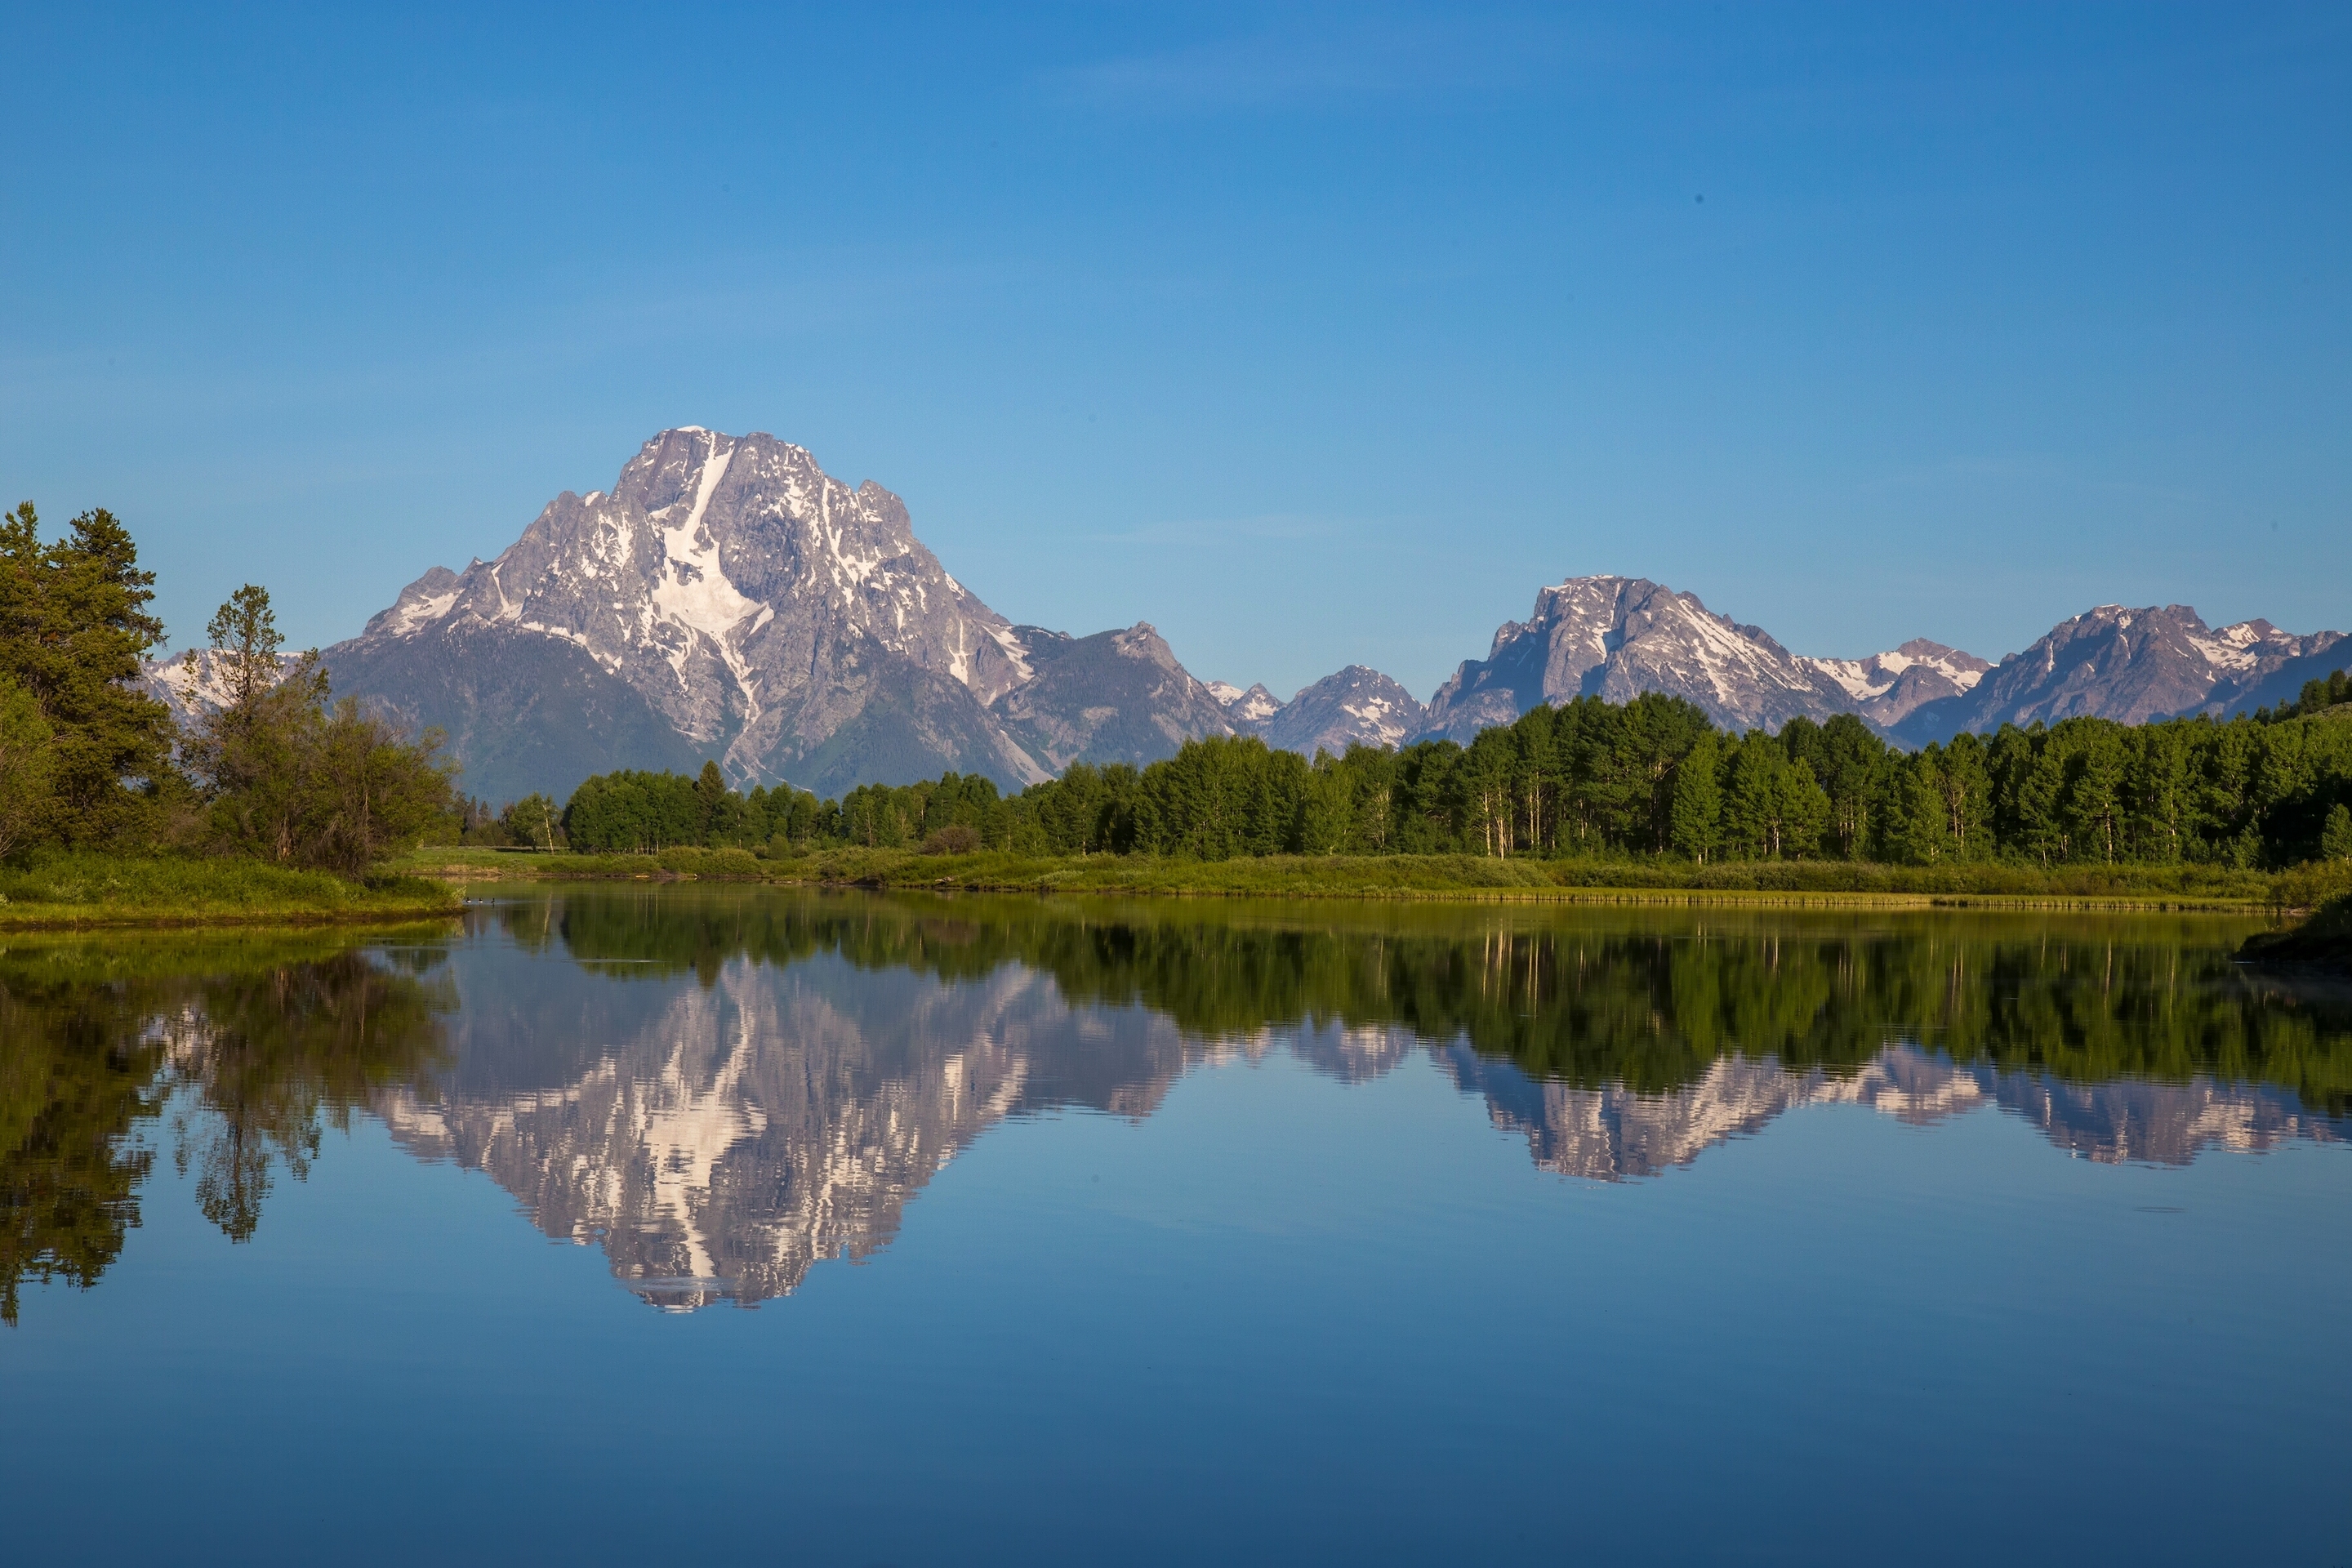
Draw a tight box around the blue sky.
[3,2,2346,701]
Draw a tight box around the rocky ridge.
[1799,639,1990,728]
[304,430,1233,802]
[139,432,2350,795]
[1254,666,1428,757]
[1206,681,1282,726]
[1415,575,1869,740]
[1892,604,2348,745]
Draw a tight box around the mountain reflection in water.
[4,890,2347,1317]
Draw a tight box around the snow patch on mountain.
[317,429,1242,801]
[1261,666,1427,756]
[1208,680,1284,727]
[1892,604,2348,745]
[1419,576,1857,739]
[648,442,767,695]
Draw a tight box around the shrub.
[920,824,982,856]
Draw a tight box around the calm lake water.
[5,889,2350,1566]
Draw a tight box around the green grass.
[405,844,769,880]
[392,843,2352,910]
[0,851,462,929]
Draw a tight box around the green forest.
[0,503,454,900]
[544,684,2352,874]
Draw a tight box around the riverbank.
[395,845,2352,911]
[0,852,464,930]
[2238,894,2352,970]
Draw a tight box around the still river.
[4,888,2349,1565]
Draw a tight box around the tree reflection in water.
[6,892,2350,1320]
[383,893,2351,1311]
[509,891,2352,1113]
[0,933,452,1322]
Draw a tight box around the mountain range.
[139,427,2349,802]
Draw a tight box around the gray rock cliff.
[305,430,1235,802]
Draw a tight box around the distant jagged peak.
[1207,680,1283,725]
[2025,602,2318,673]
[136,645,309,731]
[1424,570,1847,738]
[1801,638,1990,708]
[1890,599,2348,742]
[1261,665,1427,756]
[363,563,463,639]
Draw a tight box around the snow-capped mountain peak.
[1797,638,1991,727]
[1208,680,1283,725]
[1421,575,1859,739]
[303,430,1238,802]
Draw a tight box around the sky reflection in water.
[3,889,2349,1566]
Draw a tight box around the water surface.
[5,889,2348,1565]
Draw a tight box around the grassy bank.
[0,852,463,930]
[2238,894,2352,969]
[395,844,2352,911]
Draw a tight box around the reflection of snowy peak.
[1442,1041,2340,1180]
[365,910,2348,1314]
[376,955,1201,1311]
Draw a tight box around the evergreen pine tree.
[1669,731,1723,862]
[2323,802,2352,862]
[0,503,173,844]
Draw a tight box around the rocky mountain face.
[1205,681,1281,726]
[991,623,1235,773]
[1892,604,2349,746]
[1254,666,1428,757]
[143,434,2349,797]
[1404,577,2344,747]
[1417,576,1865,740]
[1798,639,1989,728]
[305,430,1232,803]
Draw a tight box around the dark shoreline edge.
[2238,895,2352,973]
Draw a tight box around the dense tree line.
[0,502,454,874]
[496,894,2352,1116]
[10,493,2344,877]
[564,683,2352,871]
